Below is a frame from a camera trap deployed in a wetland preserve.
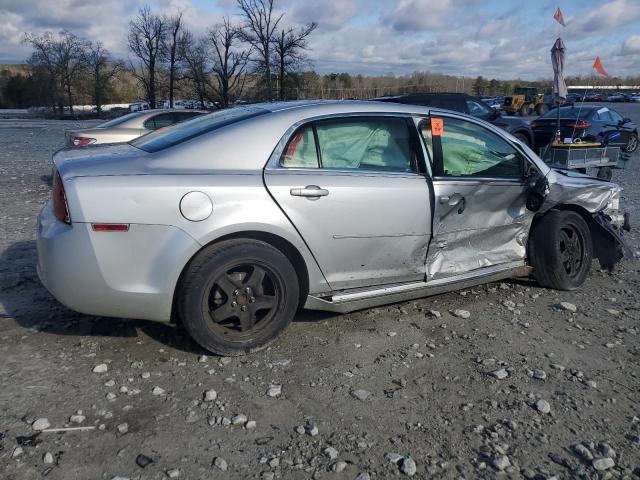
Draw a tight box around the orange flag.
[553,7,566,26]
[593,56,609,77]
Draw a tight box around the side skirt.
[304,262,532,314]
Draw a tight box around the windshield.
[540,106,593,120]
[98,112,144,128]
[131,106,268,152]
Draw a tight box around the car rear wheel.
[535,103,549,115]
[514,133,530,147]
[529,210,593,290]
[519,105,531,116]
[624,133,638,153]
[178,239,299,356]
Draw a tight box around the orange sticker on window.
[431,118,444,136]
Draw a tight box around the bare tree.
[128,6,165,107]
[272,22,316,100]
[181,31,211,108]
[209,17,251,108]
[236,0,283,100]
[23,30,87,115]
[164,12,185,108]
[83,42,123,115]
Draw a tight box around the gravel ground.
[1,106,639,480]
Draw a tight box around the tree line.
[1,0,316,115]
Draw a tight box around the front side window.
[419,117,523,178]
[609,110,623,123]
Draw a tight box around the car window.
[465,99,492,119]
[420,117,523,178]
[144,113,174,130]
[541,106,593,119]
[609,109,623,123]
[131,106,268,152]
[280,126,319,168]
[98,111,144,128]
[315,118,415,172]
[594,108,613,122]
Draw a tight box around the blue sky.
[1,0,639,79]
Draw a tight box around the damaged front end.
[530,168,631,270]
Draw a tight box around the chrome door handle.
[290,185,329,198]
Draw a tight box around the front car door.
[264,115,431,291]
[418,113,530,281]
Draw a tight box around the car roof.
[255,99,433,116]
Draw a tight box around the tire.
[178,239,300,356]
[519,105,531,116]
[624,133,638,153]
[597,166,613,181]
[514,132,530,147]
[529,210,593,290]
[535,103,549,115]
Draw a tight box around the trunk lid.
[53,143,151,180]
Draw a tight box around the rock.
[602,444,616,459]
[231,414,247,425]
[324,446,339,460]
[152,386,165,396]
[295,425,306,435]
[305,423,319,436]
[261,473,275,480]
[106,392,117,401]
[592,457,615,471]
[70,413,85,424]
[32,418,50,431]
[385,452,403,464]
[573,444,593,461]
[213,457,228,471]
[355,473,370,480]
[266,385,282,397]
[92,363,108,373]
[400,456,417,476]
[203,389,217,402]
[43,452,54,464]
[246,420,257,429]
[117,422,129,434]
[333,461,348,472]
[428,310,442,318]
[185,411,199,423]
[490,368,509,380]
[350,389,371,401]
[550,363,566,371]
[452,309,471,319]
[536,399,551,414]
[136,454,153,468]
[556,302,577,312]
[12,446,23,458]
[166,468,180,478]
[492,455,511,471]
[586,380,597,388]
[533,369,547,380]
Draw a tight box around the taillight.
[73,137,96,146]
[52,170,71,224]
[567,120,591,129]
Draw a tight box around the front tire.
[535,103,549,115]
[529,211,593,290]
[624,133,638,153]
[178,239,299,356]
[519,105,531,116]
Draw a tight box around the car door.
[264,115,431,291]
[417,113,530,281]
[607,109,631,147]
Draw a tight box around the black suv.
[375,93,535,147]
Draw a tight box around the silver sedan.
[65,109,207,146]
[38,101,629,355]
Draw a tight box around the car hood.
[545,168,621,213]
[54,143,152,180]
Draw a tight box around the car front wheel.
[624,133,638,153]
[178,239,299,356]
[529,210,593,290]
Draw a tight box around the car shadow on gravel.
[0,240,336,356]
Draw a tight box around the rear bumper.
[37,201,201,321]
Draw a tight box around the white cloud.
[384,0,454,31]
[621,35,640,55]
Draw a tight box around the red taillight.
[91,224,130,232]
[52,170,71,224]
[567,120,591,129]
[73,137,96,146]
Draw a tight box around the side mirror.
[526,176,549,212]
[490,109,501,120]
[623,117,631,124]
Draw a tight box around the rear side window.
[281,126,319,168]
[144,113,174,130]
[131,106,268,152]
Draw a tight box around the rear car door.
[418,113,530,280]
[264,115,431,290]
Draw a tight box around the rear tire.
[178,239,299,356]
[514,133,530,147]
[519,105,531,116]
[529,211,593,290]
[535,103,549,116]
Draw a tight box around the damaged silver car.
[37,101,629,355]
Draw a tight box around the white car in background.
[129,101,150,112]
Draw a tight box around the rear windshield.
[540,106,594,119]
[98,112,143,128]
[131,106,268,152]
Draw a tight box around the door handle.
[290,185,329,198]
[439,193,466,214]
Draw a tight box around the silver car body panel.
[39,100,625,322]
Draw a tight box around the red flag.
[593,56,609,77]
[553,7,566,26]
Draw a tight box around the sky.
[1,0,639,80]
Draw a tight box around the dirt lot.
[1,105,640,480]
